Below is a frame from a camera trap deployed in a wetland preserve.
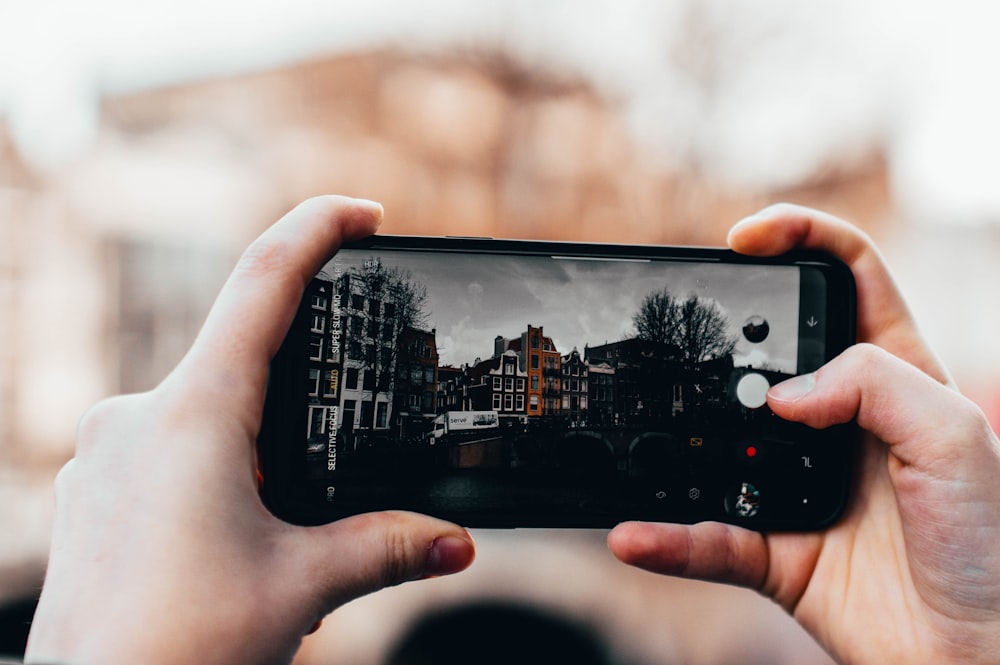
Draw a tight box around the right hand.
[609,204,1000,664]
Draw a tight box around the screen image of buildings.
[299,251,798,462]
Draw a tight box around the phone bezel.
[259,235,857,529]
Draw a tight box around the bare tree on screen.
[632,289,736,363]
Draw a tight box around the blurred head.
[384,599,618,665]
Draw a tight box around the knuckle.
[376,512,425,588]
[759,201,798,216]
[342,511,425,591]
[76,396,124,450]
[847,341,884,364]
[951,396,993,442]
[75,393,148,455]
[52,458,78,496]
[841,343,889,379]
[381,531,411,588]
[295,194,342,218]
[234,236,298,283]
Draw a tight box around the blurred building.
[496,325,564,418]
[394,326,440,436]
[467,350,527,426]
[561,348,589,427]
[1,25,996,665]
[0,47,897,461]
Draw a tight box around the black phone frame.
[258,235,857,530]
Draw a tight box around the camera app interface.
[293,248,830,522]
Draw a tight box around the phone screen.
[260,237,855,529]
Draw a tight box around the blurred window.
[112,239,234,393]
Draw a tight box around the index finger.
[727,203,951,385]
[171,195,383,412]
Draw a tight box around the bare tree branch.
[632,288,736,362]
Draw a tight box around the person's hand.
[25,197,476,665]
[608,204,1000,664]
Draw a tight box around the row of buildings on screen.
[303,275,765,449]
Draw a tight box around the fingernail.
[424,534,476,578]
[768,372,817,403]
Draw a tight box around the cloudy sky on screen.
[326,247,800,373]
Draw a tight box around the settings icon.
[688,487,702,501]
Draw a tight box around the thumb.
[286,511,475,613]
[172,196,383,414]
[767,343,990,472]
[768,341,1000,631]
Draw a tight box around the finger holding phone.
[25,196,1000,665]
[24,196,477,665]
[609,203,1000,664]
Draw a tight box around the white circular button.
[736,372,770,409]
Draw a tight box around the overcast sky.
[324,247,801,373]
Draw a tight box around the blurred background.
[3,0,1000,662]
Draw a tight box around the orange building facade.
[504,325,562,418]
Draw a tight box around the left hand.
[25,196,476,665]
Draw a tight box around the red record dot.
[745,445,758,458]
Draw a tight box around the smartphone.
[258,236,857,530]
